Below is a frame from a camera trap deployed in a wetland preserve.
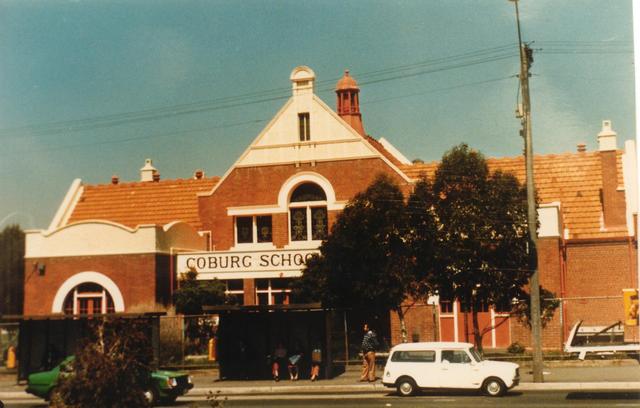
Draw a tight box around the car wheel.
[143,388,159,406]
[396,377,417,397]
[482,377,506,397]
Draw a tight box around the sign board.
[176,248,320,280]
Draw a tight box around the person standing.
[359,323,379,382]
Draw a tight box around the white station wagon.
[382,342,520,397]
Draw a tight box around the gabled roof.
[401,150,627,239]
[67,177,219,230]
[364,135,404,167]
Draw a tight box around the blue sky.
[0,0,635,229]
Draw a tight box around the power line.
[2,39,627,138]
[5,75,517,155]
[0,45,520,139]
[18,119,268,154]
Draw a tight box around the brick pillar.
[600,150,627,228]
[243,278,256,305]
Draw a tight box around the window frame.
[234,215,274,245]
[62,285,115,315]
[391,350,436,363]
[222,279,244,305]
[298,112,310,141]
[255,278,292,306]
[441,349,472,364]
[289,202,328,243]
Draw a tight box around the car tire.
[482,377,506,397]
[396,377,417,397]
[143,387,159,406]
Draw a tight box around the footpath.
[0,358,639,401]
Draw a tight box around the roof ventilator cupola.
[140,158,157,182]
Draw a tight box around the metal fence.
[0,322,18,365]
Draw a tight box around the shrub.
[51,318,153,408]
[507,341,525,354]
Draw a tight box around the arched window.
[62,282,116,315]
[289,183,328,241]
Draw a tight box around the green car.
[25,356,193,405]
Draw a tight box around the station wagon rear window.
[391,350,436,362]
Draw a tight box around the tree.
[292,174,419,342]
[173,271,227,354]
[431,144,533,353]
[173,270,227,315]
[0,225,25,315]
[52,318,153,408]
[512,287,561,329]
[406,176,439,300]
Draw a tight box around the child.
[310,347,322,381]
[272,342,287,382]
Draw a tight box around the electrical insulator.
[515,104,524,118]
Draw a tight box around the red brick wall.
[510,312,564,350]
[199,159,411,250]
[600,151,627,228]
[565,240,636,324]
[510,237,637,350]
[567,240,636,296]
[537,238,562,294]
[24,254,158,316]
[243,278,256,305]
[389,302,437,346]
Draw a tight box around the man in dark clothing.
[359,323,378,382]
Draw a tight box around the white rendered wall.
[26,220,206,258]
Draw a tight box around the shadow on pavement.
[566,391,640,400]
[413,390,523,398]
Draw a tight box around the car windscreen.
[468,347,483,362]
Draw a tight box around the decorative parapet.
[25,220,206,258]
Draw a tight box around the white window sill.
[231,242,277,251]
[284,240,323,250]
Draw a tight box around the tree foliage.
[293,144,558,349]
[292,174,416,321]
[512,287,561,329]
[431,144,536,352]
[173,271,227,315]
[406,176,438,296]
[0,225,24,315]
[52,318,153,408]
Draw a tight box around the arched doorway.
[51,271,125,314]
[61,282,116,315]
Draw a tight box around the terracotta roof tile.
[67,177,219,230]
[365,135,404,167]
[401,151,627,239]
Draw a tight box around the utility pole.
[511,0,544,383]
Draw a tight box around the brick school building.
[24,66,638,350]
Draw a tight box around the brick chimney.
[140,158,157,182]
[597,120,626,228]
